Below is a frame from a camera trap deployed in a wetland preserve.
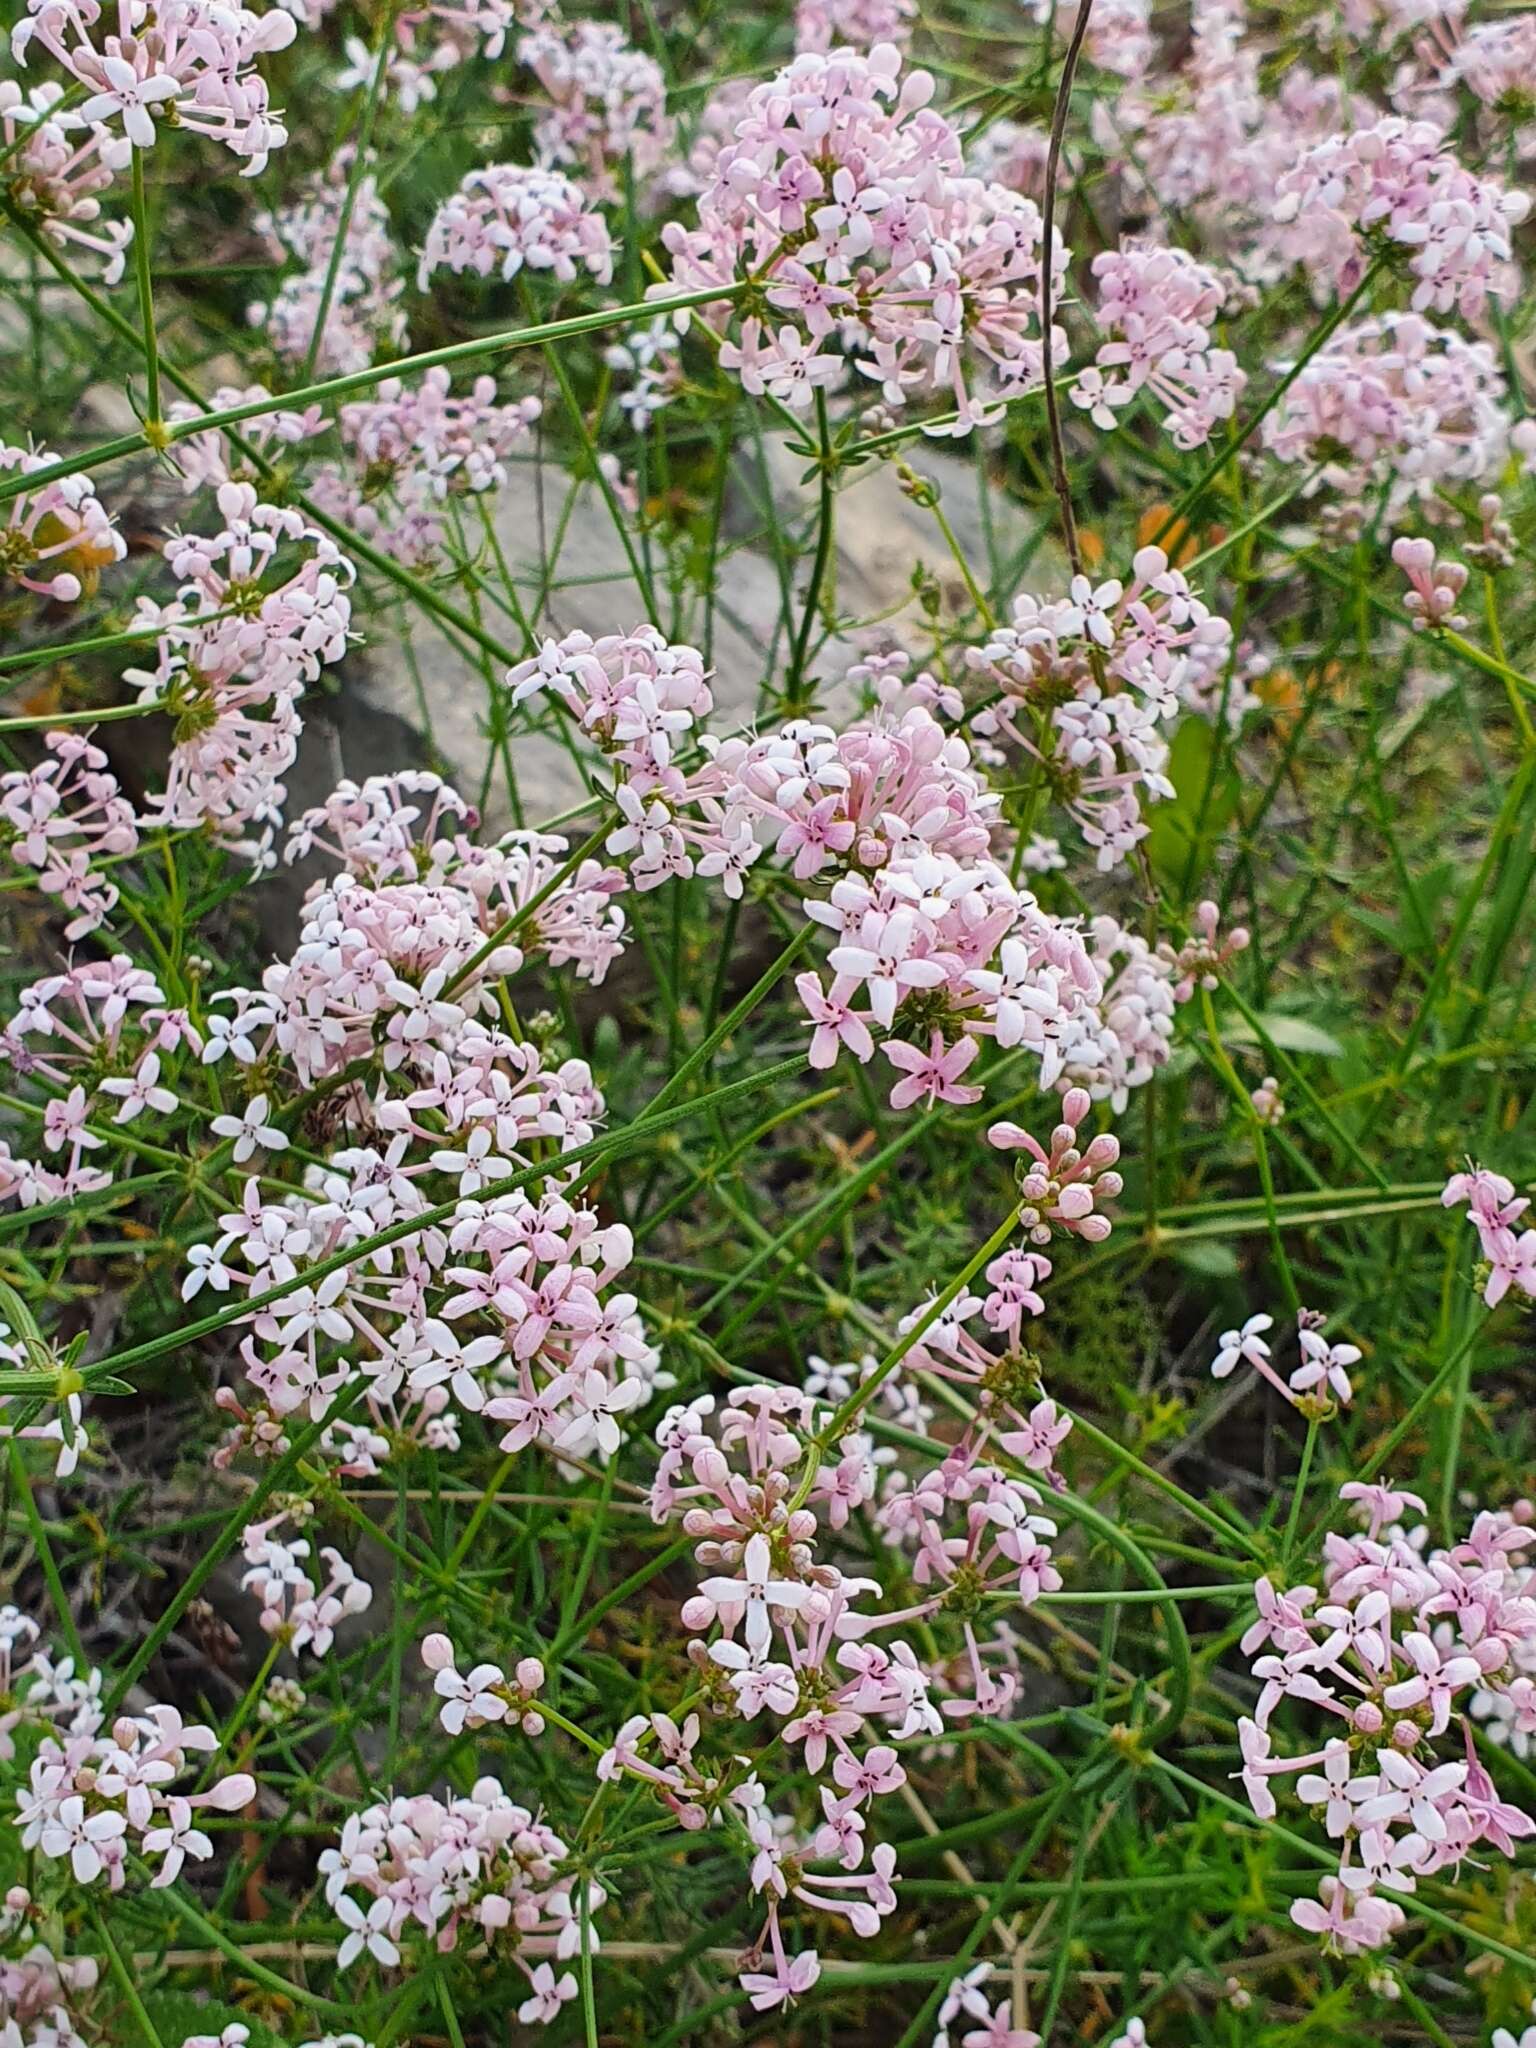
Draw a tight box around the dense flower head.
[0,78,133,282]
[794,0,917,53]
[305,368,541,565]
[660,41,1068,434]
[12,0,297,173]
[0,729,139,940]
[971,547,1233,871]
[418,160,615,288]
[1072,240,1247,449]
[319,1776,600,2001]
[5,1609,253,1892]
[123,483,356,866]
[1237,1483,1536,1953]
[250,153,408,374]
[518,19,672,197]
[1264,312,1509,516]
[1272,115,1530,317]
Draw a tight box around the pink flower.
[880,1031,983,1111]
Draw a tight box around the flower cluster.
[1,437,123,605]
[1273,116,1530,317]
[0,78,133,282]
[164,386,327,495]
[614,1242,1081,2012]
[241,1510,374,1656]
[251,153,408,374]
[0,729,139,940]
[1210,1306,1362,1413]
[1263,312,1509,517]
[518,19,672,197]
[661,42,1068,434]
[306,368,541,567]
[7,1609,254,1891]
[1443,1163,1536,1306]
[1240,1483,1536,1953]
[12,0,297,173]
[794,0,916,53]
[1072,242,1247,449]
[970,547,1233,870]
[319,1779,600,2016]
[422,1632,547,1734]
[124,482,356,865]
[0,955,192,1212]
[418,160,615,288]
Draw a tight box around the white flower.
[211,1094,289,1163]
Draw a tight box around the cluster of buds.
[1393,535,1469,632]
[986,1088,1122,1244]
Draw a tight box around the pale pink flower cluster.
[1210,1305,1361,1412]
[1443,16,1536,114]
[1081,0,1153,77]
[250,154,408,375]
[794,0,916,54]
[319,1780,601,2012]
[0,1877,97,2048]
[1072,242,1247,448]
[518,20,672,198]
[0,79,132,282]
[1392,534,1469,631]
[11,1620,253,1891]
[1238,1482,1536,1953]
[0,438,124,604]
[505,625,718,887]
[421,1632,546,1733]
[629,1388,927,2006]
[618,1249,1081,2011]
[12,0,296,173]
[418,160,614,288]
[241,1510,374,1656]
[1104,1,1355,271]
[1273,116,1530,318]
[971,546,1233,871]
[966,117,1049,200]
[0,955,196,1211]
[334,0,516,111]
[661,43,1069,435]
[123,483,355,866]
[164,386,327,496]
[0,729,139,940]
[1443,1163,1536,1305]
[1264,313,1509,517]
[508,622,1225,1122]
[158,774,653,1469]
[305,368,541,568]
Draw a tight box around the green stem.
[0,283,750,507]
[129,150,161,430]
